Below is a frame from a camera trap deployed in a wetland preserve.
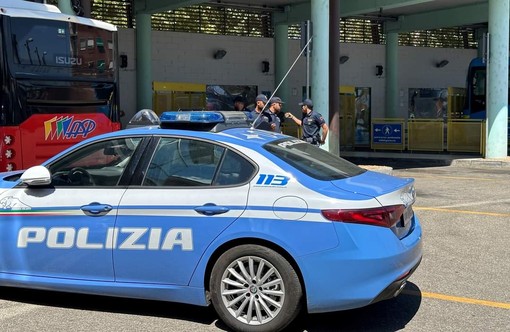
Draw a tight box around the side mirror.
[20,166,51,186]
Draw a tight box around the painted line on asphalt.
[414,207,510,217]
[398,173,499,181]
[433,198,510,210]
[0,303,39,321]
[403,290,510,310]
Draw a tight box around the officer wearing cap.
[267,96,284,133]
[250,94,269,124]
[285,98,328,145]
[233,96,248,113]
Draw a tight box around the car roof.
[120,126,288,147]
[65,126,288,156]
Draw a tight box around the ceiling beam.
[134,0,205,15]
[272,2,311,25]
[272,0,447,27]
[384,2,488,33]
[339,0,436,16]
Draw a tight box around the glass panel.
[7,18,115,80]
[143,138,224,187]
[48,137,141,186]
[214,150,255,186]
[264,138,365,181]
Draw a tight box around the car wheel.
[210,244,302,332]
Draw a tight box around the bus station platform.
[340,151,510,170]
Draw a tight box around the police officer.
[285,98,328,145]
[267,96,284,133]
[249,94,269,128]
[233,96,248,113]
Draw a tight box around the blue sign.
[372,123,403,144]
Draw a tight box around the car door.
[114,137,256,285]
[0,137,143,281]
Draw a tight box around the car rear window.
[264,138,366,180]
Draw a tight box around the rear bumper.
[371,256,422,304]
[298,216,423,313]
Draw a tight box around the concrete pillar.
[385,32,399,118]
[486,0,509,158]
[329,0,340,156]
[135,13,153,111]
[57,0,74,15]
[274,24,289,108]
[311,0,330,151]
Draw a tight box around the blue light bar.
[160,111,225,123]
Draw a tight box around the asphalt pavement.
[1,159,509,332]
[341,151,510,171]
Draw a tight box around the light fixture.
[436,60,449,68]
[261,60,269,73]
[119,54,128,68]
[339,55,349,64]
[214,49,227,59]
[375,65,383,76]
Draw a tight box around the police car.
[0,110,422,332]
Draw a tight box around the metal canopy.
[136,0,489,31]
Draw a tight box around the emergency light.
[159,111,250,132]
[160,111,224,123]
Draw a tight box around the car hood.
[331,170,414,198]
[0,170,24,193]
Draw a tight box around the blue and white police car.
[0,111,422,332]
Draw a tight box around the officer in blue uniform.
[266,97,284,133]
[250,94,270,128]
[285,98,328,145]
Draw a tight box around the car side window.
[48,137,142,187]
[143,138,224,187]
[214,149,256,186]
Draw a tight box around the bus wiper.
[12,34,21,64]
[24,38,34,65]
[34,47,41,65]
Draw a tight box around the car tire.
[210,244,302,332]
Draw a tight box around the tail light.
[321,205,406,228]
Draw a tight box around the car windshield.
[264,138,365,180]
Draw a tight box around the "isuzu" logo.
[55,56,83,65]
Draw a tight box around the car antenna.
[250,36,313,130]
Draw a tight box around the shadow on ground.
[0,281,423,332]
[344,157,453,170]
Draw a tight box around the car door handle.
[194,203,229,216]
[81,202,113,217]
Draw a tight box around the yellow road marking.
[397,173,499,181]
[403,290,510,310]
[414,207,510,217]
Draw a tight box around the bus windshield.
[7,17,115,80]
[0,3,121,172]
[466,60,510,118]
[469,66,486,114]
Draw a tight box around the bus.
[465,57,510,146]
[0,0,121,172]
[464,57,489,119]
